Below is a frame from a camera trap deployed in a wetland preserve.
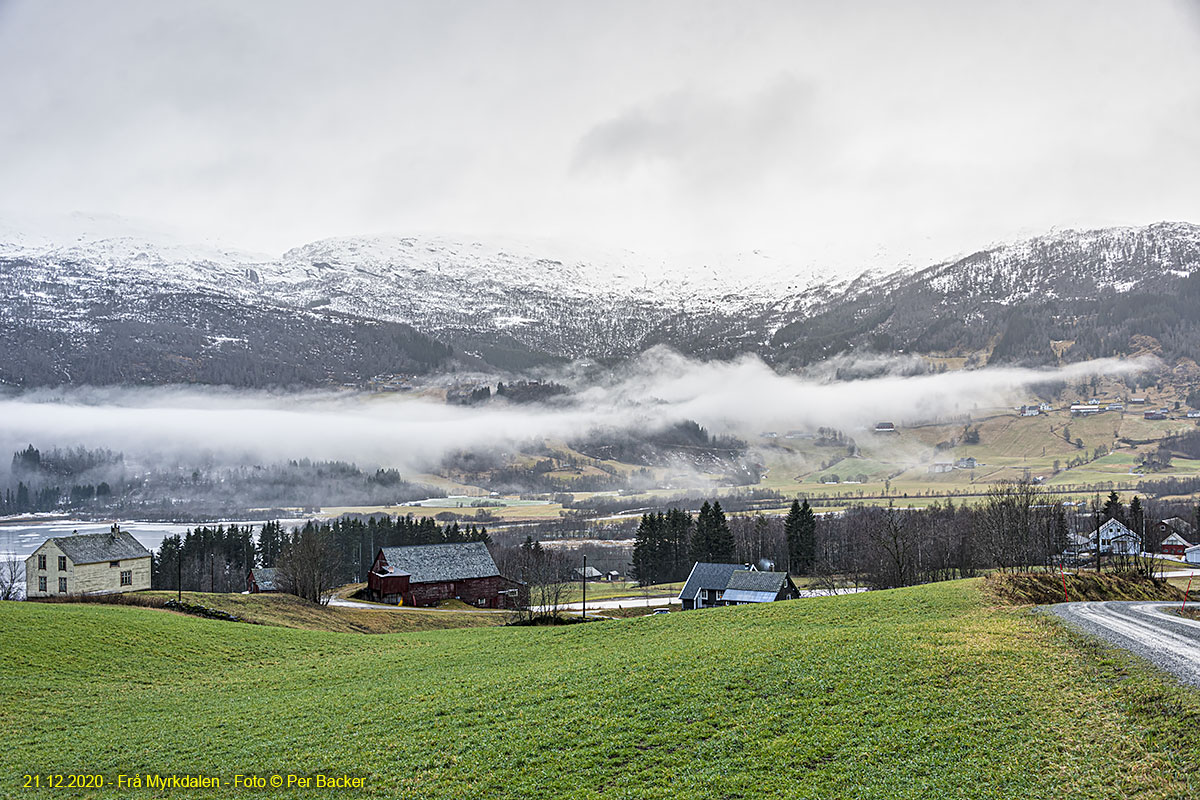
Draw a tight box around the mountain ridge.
[2,220,1198,387]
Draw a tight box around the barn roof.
[250,567,280,591]
[725,570,789,594]
[678,562,749,601]
[42,529,150,565]
[574,566,603,579]
[377,541,498,584]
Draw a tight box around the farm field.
[140,591,507,634]
[562,580,685,602]
[3,580,1199,799]
[288,406,1200,522]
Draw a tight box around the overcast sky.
[1,0,1198,272]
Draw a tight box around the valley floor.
[1,580,1198,799]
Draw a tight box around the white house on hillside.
[1092,518,1140,556]
[25,526,151,597]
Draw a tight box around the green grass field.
[2,580,1198,799]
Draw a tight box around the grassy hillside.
[142,591,507,634]
[2,581,1198,799]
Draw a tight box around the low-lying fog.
[0,349,1152,473]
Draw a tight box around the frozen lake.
[0,517,308,560]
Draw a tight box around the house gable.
[24,532,150,597]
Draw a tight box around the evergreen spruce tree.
[1052,503,1069,556]
[690,501,714,564]
[787,499,817,575]
[709,501,734,563]
[1128,495,1144,546]
[665,508,693,580]
[633,513,664,586]
[784,500,803,573]
[1102,490,1124,524]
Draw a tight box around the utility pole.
[581,555,587,620]
[177,552,181,602]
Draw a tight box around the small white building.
[25,526,152,598]
[1186,544,1200,565]
[1092,518,1140,556]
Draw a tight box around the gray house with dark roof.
[25,526,151,597]
[721,570,799,605]
[678,562,749,610]
[679,563,800,609]
[367,541,524,608]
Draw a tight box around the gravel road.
[1048,601,1200,688]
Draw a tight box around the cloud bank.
[0,352,1154,473]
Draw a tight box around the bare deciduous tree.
[506,537,572,623]
[0,552,22,600]
[277,525,338,605]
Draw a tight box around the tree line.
[627,484,1198,591]
[631,499,817,585]
[150,515,490,602]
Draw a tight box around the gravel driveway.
[1048,601,1200,688]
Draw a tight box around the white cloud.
[0,0,1197,272]
[0,352,1154,471]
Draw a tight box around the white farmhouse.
[25,526,151,598]
[1092,518,1140,556]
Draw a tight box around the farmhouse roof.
[574,566,603,579]
[1096,518,1135,535]
[678,562,749,601]
[42,529,150,565]
[1161,517,1195,535]
[725,570,789,594]
[377,541,499,584]
[250,567,280,591]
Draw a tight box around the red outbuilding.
[1155,518,1195,557]
[367,541,524,608]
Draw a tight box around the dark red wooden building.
[247,567,280,593]
[367,541,524,608]
[1156,518,1195,557]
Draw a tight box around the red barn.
[367,541,524,608]
[247,567,280,593]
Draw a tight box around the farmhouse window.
[120,570,133,586]
[58,556,67,571]
[110,560,120,567]
[58,577,67,593]
[37,554,46,570]
[38,576,46,593]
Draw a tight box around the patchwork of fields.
[2,580,1198,799]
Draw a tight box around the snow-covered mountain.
[2,217,1199,387]
[0,219,851,367]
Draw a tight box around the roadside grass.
[3,579,1200,799]
[141,591,505,634]
[986,572,1183,605]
